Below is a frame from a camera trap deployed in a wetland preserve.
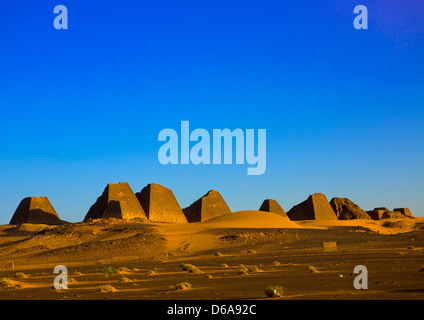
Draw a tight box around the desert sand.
[0,210,423,300]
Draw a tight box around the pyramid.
[83,182,147,221]
[330,197,371,220]
[183,190,231,223]
[259,199,289,218]
[367,207,409,220]
[9,197,62,225]
[135,183,187,223]
[393,208,413,218]
[366,208,386,220]
[287,193,338,221]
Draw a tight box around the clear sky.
[0,0,423,224]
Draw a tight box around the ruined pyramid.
[393,208,413,218]
[259,199,289,218]
[136,183,187,223]
[83,182,147,221]
[10,197,63,225]
[287,193,338,221]
[330,197,371,220]
[183,190,231,222]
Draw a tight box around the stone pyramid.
[83,182,147,221]
[393,208,413,218]
[259,199,289,218]
[10,197,62,225]
[287,193,338,221]
[183,190,231,223]
[135,183,187,223]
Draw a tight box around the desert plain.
[0,210,423,300]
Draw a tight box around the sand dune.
[202,210,302,229]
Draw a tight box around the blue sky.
[0,0,423,223]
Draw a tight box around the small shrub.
[219,263,229,268]
[247,266,261,273]
[146,270,156,275]
[0,278,12,288]
[120,276,131,282]
[247,249,256,254]
[99,285,116,292]
[214,252,223,256]
[419,266,424,272]
[118,267,130,272]
[408,246,415,250]
[174,282,192,290]
[264,285,284,297]
[98,266,118,277]
[180,263,202,274]
[73,271,83,276]
[308,265,319,273]
[205,274,213,279]
[238,268,249,275]
[272,261,281,266]
[14,272,29,279]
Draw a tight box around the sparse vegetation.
[214,252,223,256]
[73,271,83,276]
[146,270,156,275]
[264,285,285,297]
[238,267,249,275]
[247,265,261,273]
[118,267,130,272]
[171,282,192,290]
[219,263,229,268]
[408,246,415,250]
[119,276,131,282]
[0,278,12,288]
[272,261,281,266]
[247,249,256,254]
[14,272,29,279]
[180,263,202,274]
[99,285,116,293]
[205,274,213,279]
[97,266,118,277]
[68,278,77,283]
[308,265,319,273]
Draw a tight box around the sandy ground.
[0,210,423,300]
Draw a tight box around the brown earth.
[0,211,423,300]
